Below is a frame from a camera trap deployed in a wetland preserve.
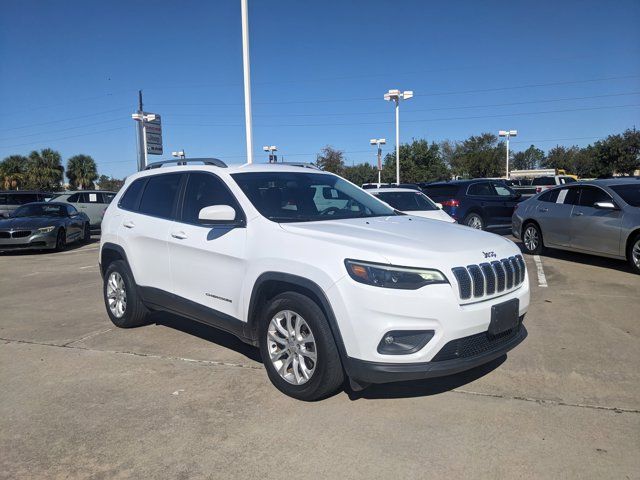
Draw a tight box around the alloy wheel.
[267,310,317,385]
[467,216,483,229]
[524,226,539,252]
[633,239,640,269]
[106,272,127,318]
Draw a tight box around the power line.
[0,107,131,133]
[0,118,126,142]
[0,126,130,150]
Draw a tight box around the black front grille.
[0,231,9,239]
[452,255,526,300]
[431,318,523,362]
[12,230,31,238]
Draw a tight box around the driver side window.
[181,172,242,225]
[66,205,78,216]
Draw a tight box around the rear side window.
[119,179,146,211]
[9,193,39,205]
[467,182,494,196]
[66,193,80,202]
[538,189,560,203]
[422,185,459,198]
[138,174,182,219]
[578,187,611,207]
[79,192,101,203]
[560,177,576,184]
[102,193,116,204]
[556,187,580,205]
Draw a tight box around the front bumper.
[0,232,57,251]
[343,319,527,384]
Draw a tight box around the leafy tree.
[26,149,64,191]
[67,154,98,189]
[0,155,28,190]
[511,145,544,171]
[449,133,505,178]
[342,163,378,186]
[542,145,580,172]
[381,139,449,183]
[316,146,346,175]
[97,175,125,191]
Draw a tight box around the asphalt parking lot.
[1,235,639,479]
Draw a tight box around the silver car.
[51,190,116,229]
[512,179,640,274]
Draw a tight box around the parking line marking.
[533,255,548,288]
[79,265,97,269]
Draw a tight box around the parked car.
[100,159,529,400]
[370,188,455,223]
[512,179,640,274]
[50,190,116,229]
[0,202,91,252]
[504,179,537,197]
[531,175,576,194]
[0,191,53,218]
[422,179,523,230]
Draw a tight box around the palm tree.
[0,155,28,190]
[26,149,64,191]
[67,154,98,190]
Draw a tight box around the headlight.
[37,226,55,234]
[344,259,448,290]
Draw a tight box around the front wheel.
[522,222,543,255]
[103,260,149,328]
[54,228,66,251]
[463,213,484,230]
[628,234,640,274]
[259,292,344,401]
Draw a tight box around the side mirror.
[593,201,617,210]
[435,202,443,209]
[198,205,237,224]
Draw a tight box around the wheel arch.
[625,228,640,258]
[246,272,348,361]
[100,242,129,278]
[521,218,543,243]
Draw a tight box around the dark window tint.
[138,174,181,219]
[559,176,576,184]
[66,205,78,216]
[578,186,611,207]
[557,187,580,205]
[79,192,101,203]
[532,177,555,186]
[610,184,640,207]
[375,191,438,211]
[119,179,146,211]
[13,203,65,217]
[467,182,494,196]
[181,173,241,224]
[103,193,116,204]
[8,193,39,205]
[0,194,7,205]
[66,193,80,203]
[421,184,460,198]
[538,189,560,203]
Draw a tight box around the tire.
[54,228,66,251]
[103,260,149,328]
[82,223,91,243]
[522,222,543,255]
[628,234,640,275]
[463,213,484,230]
[259,292,344,401]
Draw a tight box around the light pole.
[241,0,254,164]
[131,112,157,170]
[384,89,413,184]
[369,138,386,184]
[172,150,186,164]
[498,130,518,179]
[263,145,277,163]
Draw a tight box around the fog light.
[377,330,435,355]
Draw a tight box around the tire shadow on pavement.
[345,355,506,400]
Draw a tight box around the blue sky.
[1,0,639,179]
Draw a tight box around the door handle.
[573,212,584,216]
[171,231,188,240]
[123,220,135,229]
[538,208,548,212]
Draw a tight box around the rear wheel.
[522,222,543,255]
[54,228,66,251]
[259,292,344,401]
[103,260,149,328]
[463,213,484,230]
[628,234,640,275]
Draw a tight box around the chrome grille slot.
[452,255,525,302]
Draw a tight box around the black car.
[0,202,91,252]
[0,191,53,218]
[421,179,523,230]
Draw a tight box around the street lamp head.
[263,146,269,152]
[509,130,518,136]
[498,130,508,137]
[270,146,277,151]
[131,113,143,121]
[379,138,386,145]
[370,139,377,145]
[402,90,414,100]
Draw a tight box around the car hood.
[406,209,456,223]
[0,217,62,230]
[279,215,519,267]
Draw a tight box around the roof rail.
[144,158,227,170]
[275,162,320,170]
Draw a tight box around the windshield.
[610,184,640,207]
[12,204,65,218]
[375,191,438,211]
[231,172,396,222]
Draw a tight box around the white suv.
[100,159,530,400]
